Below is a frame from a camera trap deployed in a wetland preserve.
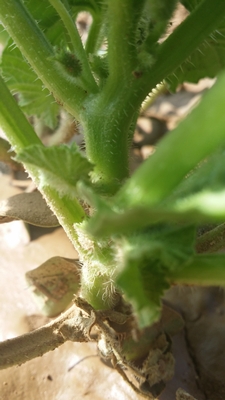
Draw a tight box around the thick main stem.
[84,0,225,190]
[83,95,132,191]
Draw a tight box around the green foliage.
[0,40,59,129]
[1,0,225,329]
[16,143,93,197]
[116,225,195,327]
[85,71,225,238]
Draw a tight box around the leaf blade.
[16,143,93,197]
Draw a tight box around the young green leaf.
[117,257,165,328]
[1,40,59,129]
[116,69,225,209]
[16,143,93,197]
[116,225,196,327]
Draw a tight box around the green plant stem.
[84,0,225,190]
[43,187,85,243]
[95,0,144,133]
[85,13,103,55]
[0,71,113,309]
[0,0,87,119]
[0,74,85,245]
[83,99,131,191]
[48,0,98,92]
[107,0,145,80]
[116,69,225,208]
[85,0,146,179]
[196,223,225,253]
[170,254,225,286]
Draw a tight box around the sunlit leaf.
[116,225,195,327]
[0,41,59,129]
[16,143,93,197]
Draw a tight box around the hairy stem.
[107,0,145,80]
[83,98,131,191]
[85,13,103,55]
[116,69,225,208]
[84,0,225,190]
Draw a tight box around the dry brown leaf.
[26,256,81,317]
[0,191,59,227]
[0,225,78,340]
